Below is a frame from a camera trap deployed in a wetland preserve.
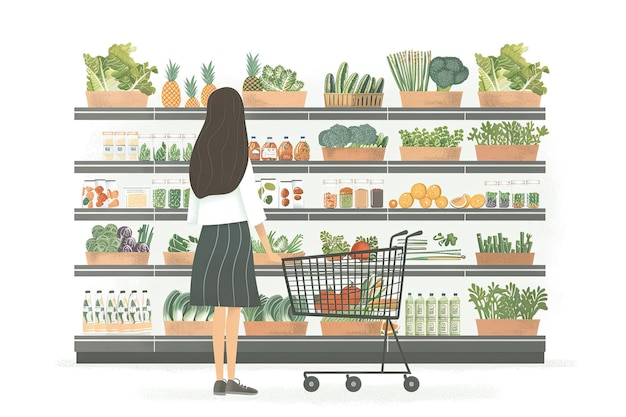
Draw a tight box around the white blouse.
[186,160,266,227]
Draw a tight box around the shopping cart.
[282,229,422,392]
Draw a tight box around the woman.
[187,87,280,396]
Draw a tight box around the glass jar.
[323,179,338,209]
[279,180,293,208]
[95,178,109,208]
[152,134,167,161]
[261,136,277,161]
[338,179,354,209]
[152,179,167,208]
[82,179,96,208]
[294,137,310,161]
[526,179,541,208]
[511,180,526,208]
[138,134,152,161]
[106,179,119,208]
[126,131,139,161]
[278,136,293,161]
[124,187,149,208]
[484,181,498,208]
[182,134,196,162]
[181,179,191,208]
[167,179,182,209]
[292,179,304,208]
[166,133,182,161]
[370,179,384,208]
[114,131,126,161]
[248,136,261,161]
[354,179,369,208]
[102,131,114,161]
[498,180,511,208]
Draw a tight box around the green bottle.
[405,292,414,336]
[426,293,437,336]
[438,293,449,336]
[415,293,426,336]
[450,292,461,336]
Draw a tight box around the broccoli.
[318,124,352,147]
[319,123,384,148]
[429,56,469,91]
[349,124,377,147]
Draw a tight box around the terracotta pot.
[164,320,213,336]
[85,91,149,108]
[85,251,149,265]
[320,321,383,336]
[475,252,535,265]
[399,91,463,108]
[475,319,540,336]
[399,146,461,161]
[243,321,308,336]
[324,93,384,107]
[241,91,307,107]
[321,147,386,161]
[163,252,195,265]
[253,252,305,265]
[477,91,541,108]
[474,145,539,161]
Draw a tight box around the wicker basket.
[324,93,384,108]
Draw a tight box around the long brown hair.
[189,87,249,198]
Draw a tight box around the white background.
[2,0,623,414]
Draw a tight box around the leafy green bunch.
[318,123,388,148]
[259,64,304,91]
[399,126,464,148]
[467,121,549,145]
[242,294,307,322]
[468,282,548,320]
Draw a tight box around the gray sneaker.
[213,379,226,396]
[225,378,258,395]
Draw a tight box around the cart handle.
[389,230,408,248]
[402,230,423,252]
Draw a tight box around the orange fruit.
[399,192,414,208]
[462,193,472,208]
[426,184,442,200]
[450,195,468,208]
[419,197,432,208]
[435,195,448,209]
[410,183,427,200]
[470,193,486,208]
[389,199,398,208]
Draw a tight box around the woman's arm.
[254,223,282,264]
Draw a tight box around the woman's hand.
[254,223,283,264]
[266,252,283,265]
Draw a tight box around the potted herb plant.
[241,62,306,107]
[467,120,549,161]
[162,233,197,265]
[398,126,464,161]
[84,43,158,107]
[251,231,304,265]
[242,294,308,336]
[475,232,535,265]
[387,51,468,107]
[163,290,214,335]
[318,123,389,161]
[324,62,385,107]
[475,42,549,107]
[468,282,548,336]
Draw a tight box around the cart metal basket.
[282,229,423,392]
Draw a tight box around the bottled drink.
[414,293,426,336]
[261,136,277,161]
[82,290,95,333]
[278,136,293,160]
[93,290,107,332]
[450,292,461,336]
[426,293,437,336]
[105,290,118,333]
[404,292,414,336]
[248,136,261,160]
[117,290,130,332]
[438,293,449,336]
[141,290,152,332]
[128,290,142,332]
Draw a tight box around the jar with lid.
[279,180,293,208]
[152,134,167,161]
[152,179,167,208]
[102,131,114,160]
[498,180,511,208]
[511,180,526,208]
[106,179,119,208]
[124,186,149,208]
[95,178,109,208]
[261,136,277,161]
[138,134,152,161]
[166,133,182,161]
[338,179,354,209]
[126,131,139,161]
[294,136,310,161]
[82,179,96,208]
[181,179,191,208]
[278,136,293,161]
[248,136,261,161]
[182,134,196,162]
[114,131,126,161]
[370,179,384,208]
[323,179,338,209]
[484,181,498,208]
[354,179,369,209]
[167,179,182,209]
[292,179,304,208]
[526,179,541,208]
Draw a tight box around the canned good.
[526,179,541,208]
[323,179,338,209]
[338,179,353,209]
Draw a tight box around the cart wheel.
[404,375,419,392]
[303,376,319,392]
[345,376,361,392]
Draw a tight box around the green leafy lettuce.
[84,43,158,95]
[475,43,549,95]
[259,64,304,91]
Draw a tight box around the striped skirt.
[189,221,260,307]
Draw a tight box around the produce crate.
[324,93,384,108]
[164,320,213,336]
[85,252,149,265]
[163,251,195,265]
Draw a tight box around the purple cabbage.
[136,242,150,252]
[121,236,136,248]
[117,226,133,239]
[120,245,133,252]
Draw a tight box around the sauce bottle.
[248,136,261,161]
[294,137,310,161]
[278,136,293,161]
[261,136,277,161]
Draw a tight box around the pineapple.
[161,59,181,108]
[184,76,200,108]
[242,52,262,91]
[200,61,217,106]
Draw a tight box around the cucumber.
[336,62,348,95]
[324,73,335,93]
[373,77,384,93]
[162,290,181,321]
[356,74,371,93]
[344,72,359,93]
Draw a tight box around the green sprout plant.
[467,121,549,145]
[468,282,548,320]
[476,232,533,253]
[387,50,431,92]
[399,126,464,148]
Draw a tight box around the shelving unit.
[74,106,548,364]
